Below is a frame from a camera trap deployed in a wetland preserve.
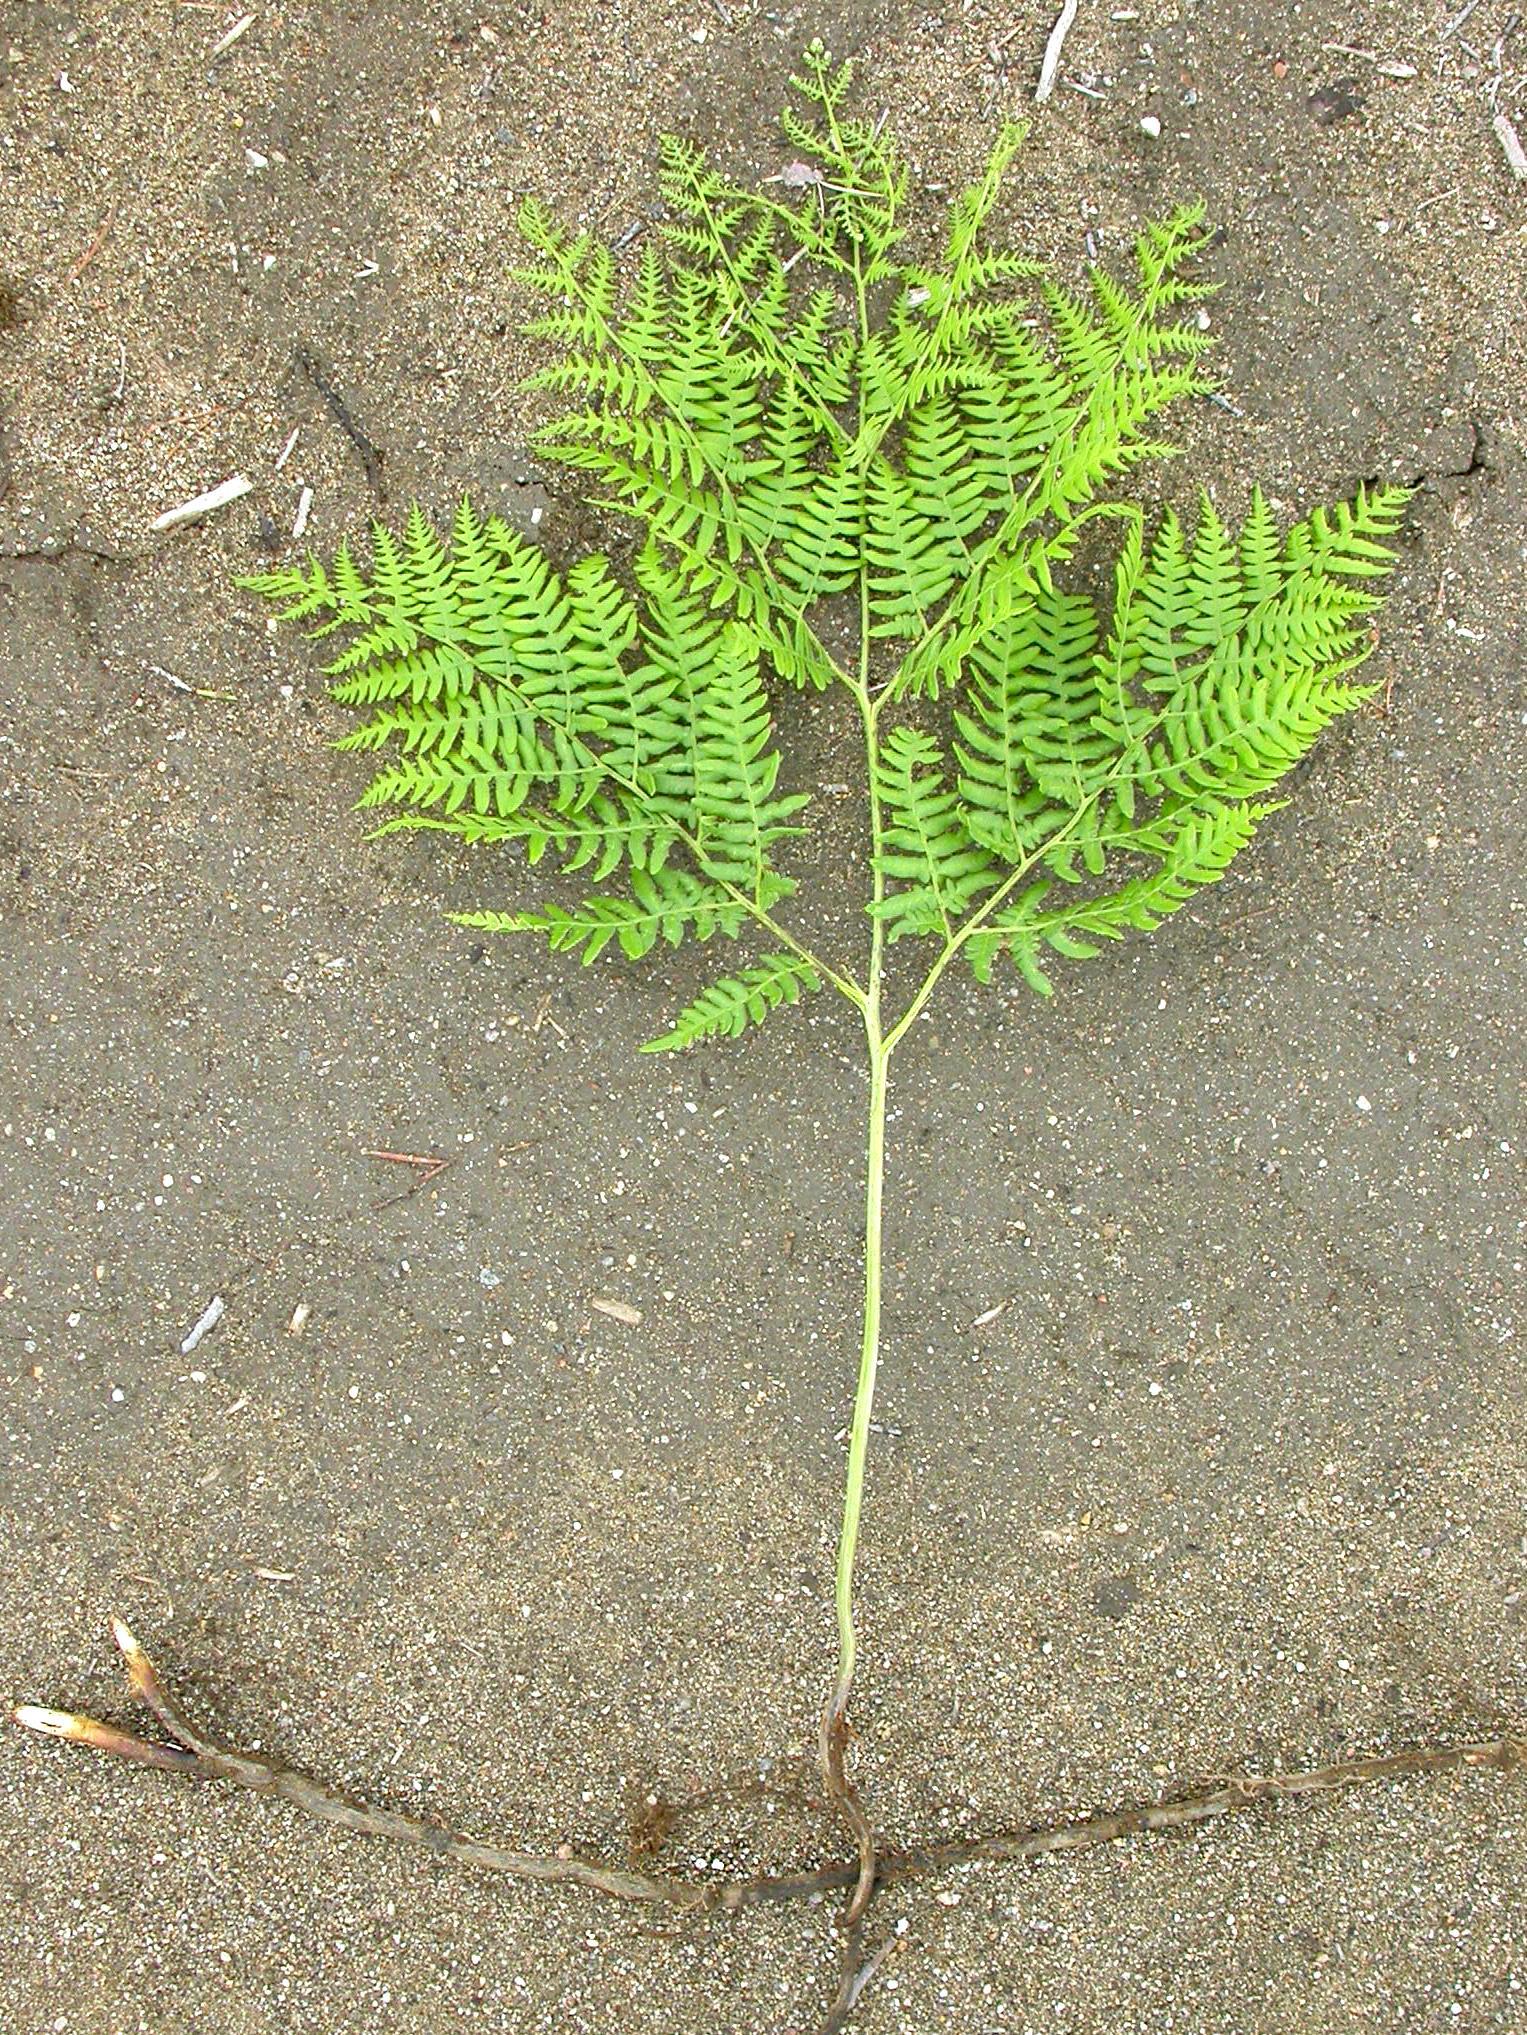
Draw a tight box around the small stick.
[821,1923,904,2033]
[66,205,117,284]
[297,348,386,494]
[273,426,300,472]
[532,995,568,1039]
[207,12,256,61]
[1493,112,1527,180]
[152,475,254,532]
[148,663,237,702]
[361,1147,451,1209]
[1036,0,1081,104]
[360,1148,449,1181]
[178,1295,225,1356]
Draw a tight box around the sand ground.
[1,2,1523,2030]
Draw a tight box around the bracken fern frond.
[243,55,1406,1041]
[223,49,1431,2021]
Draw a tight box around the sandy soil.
[1,2,1523,2031]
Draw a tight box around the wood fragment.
[361,1148,448,1179]
[66,205,117,284]
[591,1297,643,1326]
[178,1295,225,1355]
[152,476,253,532]
[532,994,568,1039]
[208,12,256,61]
[148,662,236,702]
[1036,0,1081,104]
[1493,111,1527,180]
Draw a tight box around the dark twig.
[817,1904,875,2035]
[14,1621,1524,2029]
[818,1704,877,1916]
[297,348,387,495]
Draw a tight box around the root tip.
[13,1704,87,1740]
[108,1614,143,1662]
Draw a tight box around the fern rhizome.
[23,46,1520,2035]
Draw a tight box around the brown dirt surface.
[1,3,1523,2032]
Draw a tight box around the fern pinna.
[243,43,1407,1948]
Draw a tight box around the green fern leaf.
[953,582,1102,860]
[689,624,812,888]
[453,866,783,965]
[969,800,1273,991]
[641,952,822,1050]
[873,727,1003,939]
[1283,481,1411,578]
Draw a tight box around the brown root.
[14,1617,1524,2034]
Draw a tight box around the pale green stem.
[826,678,887,1715]
[829,1012,889,1720]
